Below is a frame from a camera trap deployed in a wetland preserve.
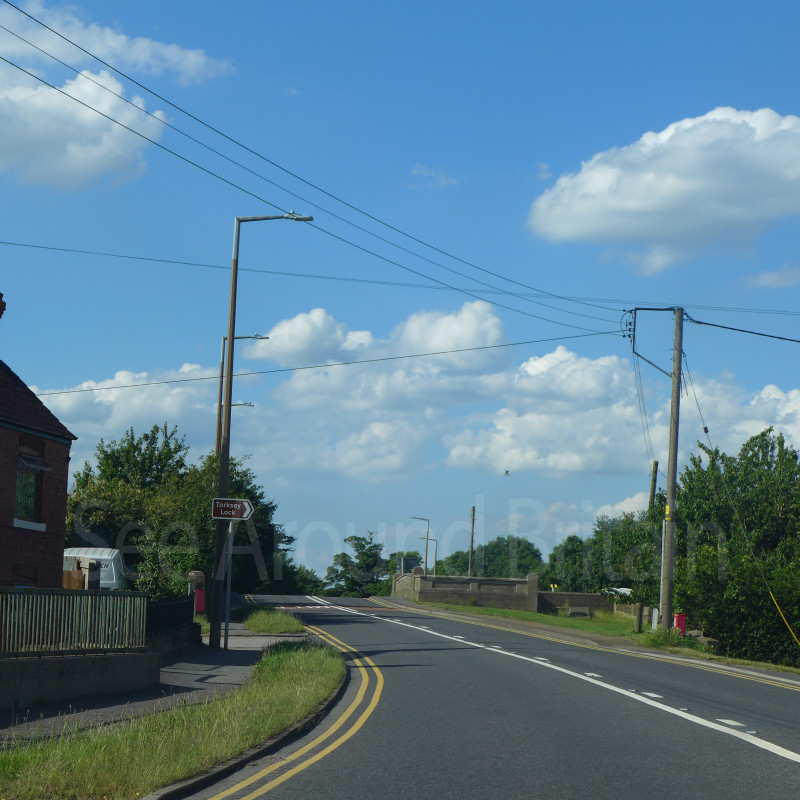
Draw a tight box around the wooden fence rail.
[0,587,148,656]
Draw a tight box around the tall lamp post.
[419,536,437,576]
[210,212,312,650]
[215,334,266,455]
[411,516,430,575]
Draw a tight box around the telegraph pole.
[648,460,659,511]
[660,308,683,631]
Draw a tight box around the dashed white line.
[310,601,800,765]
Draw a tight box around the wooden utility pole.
[659,308,683,631]
[468,505,475,577]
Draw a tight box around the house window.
[15,453,49,521]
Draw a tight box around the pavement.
[0,621,296,745]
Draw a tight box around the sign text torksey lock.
[211,497,254,520]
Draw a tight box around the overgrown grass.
[0,640,344,800]
[424,602,639,637]
[241,603,305,634]
[640,626,706,651]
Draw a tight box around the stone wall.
[393,573,622,617]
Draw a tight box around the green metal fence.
[0,588,148,656]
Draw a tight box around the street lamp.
[215,334,266,455]
[419,536,438,576]
[210,211,313,650]
[410,516,430,575]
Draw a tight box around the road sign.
[211,497,254,520]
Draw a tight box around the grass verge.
[241,603,305,635]
[420,601,800,675]
[0,640,344,800]
[424,602,638,637]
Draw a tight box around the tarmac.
[0,621,292,746]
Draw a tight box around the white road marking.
[306,599,800,765]
[584,673,603,678]
[717,719,745,727]
[641,692,663,699]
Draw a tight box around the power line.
[1,20,606,321]
[1,0,618,320]
[0,50,611,332]
[6,238,800,320]
[35,330,620,397]
[685,313,800,345]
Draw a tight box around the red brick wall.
[0,427,73,588]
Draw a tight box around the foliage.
[673,428,800,665]
[437,535,543,578]
[539,513,661,603]
[66,423,296,600]
[386,550,422,575]
[324,531,389,596]
[288,563,326,595]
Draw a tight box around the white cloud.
[0,1,232,187]
[244,308,372,367]
[0,67,165,186]
[529,107,800,272]
[1,2,232,85]
[595,491,650,519]
[33,303,800,491]
[446,347,644,474]
[36,363,218,470]
[747,265,800,288]
[410,163,458,188]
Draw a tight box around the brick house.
[0,361,76,588]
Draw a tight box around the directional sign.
[211,497,254,520]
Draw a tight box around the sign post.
[211,498,254,647]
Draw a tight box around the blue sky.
[4,1,800,577]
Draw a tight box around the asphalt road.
[187,595,800,800]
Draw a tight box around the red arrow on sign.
[211,497,254,520]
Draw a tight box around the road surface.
[186,595,800,800]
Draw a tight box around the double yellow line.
[206,625,383,800]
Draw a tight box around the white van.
[63,547,129,590]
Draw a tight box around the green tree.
[674,428,800,665]
[438,549,470,576]
[324,531,388,597]
[541,534,591,591]
[67,425,293,600]
[437,537,542,578]
[386,550,423,575]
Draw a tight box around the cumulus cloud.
[594,491,650,519]
[36,363,218,469]
[33,302,800,489]
[529,107,800,272]
[244,308,372,367]
[446,346,645,474]
[0,1,232,186]
[0,67,166,186]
